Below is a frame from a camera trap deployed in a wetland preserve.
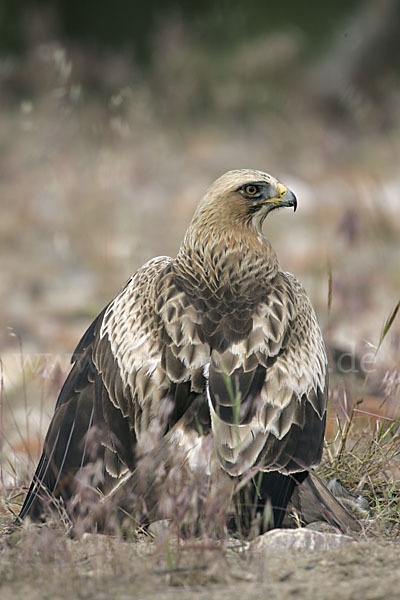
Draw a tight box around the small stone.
[278,571,293,581]
[301,561,317,570]
[250,528,355,552]
[148,519,171,537]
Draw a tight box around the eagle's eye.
[244,185,259,196]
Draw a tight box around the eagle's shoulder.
[89,256,172,422]
[90,255,210,435]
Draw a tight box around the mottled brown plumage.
[19,169,328,530]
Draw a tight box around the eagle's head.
[193,169,297,234]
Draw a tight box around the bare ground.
[1,526,400,600]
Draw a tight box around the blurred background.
[1,0,400,483]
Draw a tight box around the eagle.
[18,169,328,533]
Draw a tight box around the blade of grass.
[327,256,333,315]
[377,300,400,352]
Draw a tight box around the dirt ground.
[1,528,400,600]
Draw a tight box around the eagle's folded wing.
[207,272,327,476]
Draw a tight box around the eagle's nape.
[17,168,337,536]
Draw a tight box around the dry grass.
[321,406,400,538]
[319,302,400,539]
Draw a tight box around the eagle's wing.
[97,257,211,435]
[207,271,327,477]
[18,256,191,519]
[18,304,121,520]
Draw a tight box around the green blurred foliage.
[1,0,363,59]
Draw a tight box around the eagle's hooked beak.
[258,183,297,212]
[277,184,297,213]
